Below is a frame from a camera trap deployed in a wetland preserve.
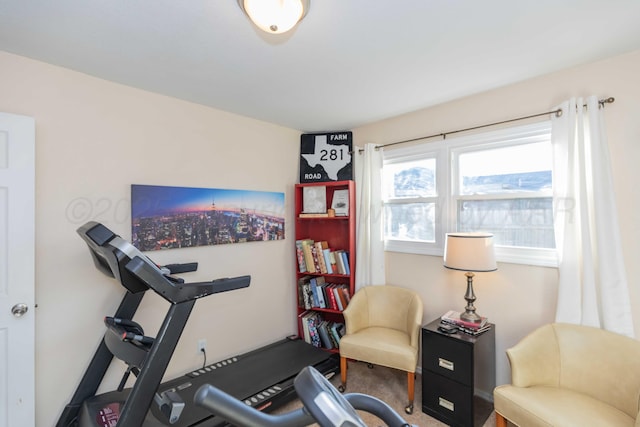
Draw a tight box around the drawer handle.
[438,357,454,371]
[438,397,455,412]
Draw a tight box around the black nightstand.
[421,318,496,427]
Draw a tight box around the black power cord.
[201,347,207,369]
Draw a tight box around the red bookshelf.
[294,180,356,352]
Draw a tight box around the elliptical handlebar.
[194,366,415,427]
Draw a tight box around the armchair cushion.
[496,385,635,427]
[494,323,640,427]
[339,326,415,372]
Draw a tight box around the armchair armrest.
[506,324,560,388]
[407,297,423,349]
[342,290,369,334]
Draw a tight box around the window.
[382,122,556,266]
[383,157,437,243]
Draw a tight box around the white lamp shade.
[239,0,308,34]
[443,232,497,272]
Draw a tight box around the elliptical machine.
[195,365,417,427]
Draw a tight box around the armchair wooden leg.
[496,412,508,427]
[339,356,347,392]
[405,371,415,414]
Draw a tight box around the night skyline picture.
[131,184,285,251]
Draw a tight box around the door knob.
[11,303,28,317]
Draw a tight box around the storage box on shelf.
[294,180,356,353]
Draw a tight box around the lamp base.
[460,272,482,324]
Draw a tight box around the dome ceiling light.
[237,0,310,34]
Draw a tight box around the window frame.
[382,121,557,267]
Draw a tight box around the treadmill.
[56,221,339,427]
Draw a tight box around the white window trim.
[383,121,557,267]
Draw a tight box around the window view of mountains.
[391,168,555,248]
[393,168,551,196]
[462,170,552,194]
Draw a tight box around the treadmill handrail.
[125,256,251,304]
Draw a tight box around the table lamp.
[443,232,497,323]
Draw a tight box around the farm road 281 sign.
[299,132,353,183]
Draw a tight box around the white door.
[0,113,35,427]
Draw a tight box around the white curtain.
[353,144,385,290]
[551,96,634,337]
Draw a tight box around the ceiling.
[2,0,640,132]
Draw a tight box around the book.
[330,322,345,347]
[302,311,322,347]
[344,287,351,303]
[317,321,334,349]
[457,324,492,336]
[297,275,307,307]
[309,278,320,307]
[322,248,333,274]
[297,276,313,309]
[295,240,307,273]
[303,186,327,214]
[300,239,316,273]
[314,276,327,308]
[334,285,348,311]
[298,213,329,218]
[331,189,349,216]
[327,323,340,348]
[326,284,339,310]
[334,250,347,274]
[329,322,344,348]
[298,310,311,343]
[331,285,343,311]
[440,320,492,336]
[440,310,488,330]
[314,241,328,274]
[328,251,338,272]
[340,251,350,275]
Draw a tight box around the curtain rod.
[360,96,615,152]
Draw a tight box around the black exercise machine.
[56,221,339,427]
[194,365,416,427]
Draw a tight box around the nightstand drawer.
[422,370,472,426]
[422,331,472,385]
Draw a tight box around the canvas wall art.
[131,184,285,251]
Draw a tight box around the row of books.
[298,311,345,350]
[298,276,351,311]
[440,310,492,336]
[295,239,351,275]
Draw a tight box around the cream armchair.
[339,285,423,414]
[494,323,640,427]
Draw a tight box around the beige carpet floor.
[274,360,496,426]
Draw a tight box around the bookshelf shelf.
[297,216,349,220]
[295,180,356,352]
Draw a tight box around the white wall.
[2,47,639,424]
[0,51,301,426]
[353,49,640,387]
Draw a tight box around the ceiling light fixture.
[237,0,310,34]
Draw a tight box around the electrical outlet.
[198,338,207,353]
